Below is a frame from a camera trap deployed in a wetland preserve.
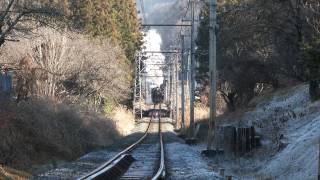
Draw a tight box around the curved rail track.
[78,108,165,180]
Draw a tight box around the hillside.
[213,84,320,179]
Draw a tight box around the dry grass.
[177,102,210,129]
[111,106,135,136]
[0,97,120,174]
[195,104,209,122]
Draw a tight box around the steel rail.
[78,106,166,180]
[151,112,166,180]
[78,120,152,180]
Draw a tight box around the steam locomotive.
[151,86,164,104]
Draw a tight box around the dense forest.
[196,0,320,111]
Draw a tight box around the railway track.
[78,108,165,180]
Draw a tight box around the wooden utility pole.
[189,0,196,138]
[180,35,186,130]
[207,0,217,150]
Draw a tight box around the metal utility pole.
[133,55,138,115]
[207,0,218,150]
[189,0,196,137]
[180,35,185,130]
[139,58,143,119]
[187,50,191,99]
[144,75,147,98]
[169,62,173,119]
[175,54,179,126]
[133,53,143,119]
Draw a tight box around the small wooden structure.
[215,125,261,155]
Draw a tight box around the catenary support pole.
[139,56,143,119]
[169,61,173,119]
[207,0,217,150]
[133,55,138,115]
[175,54,179,125]
[189,0,196,138]
[180,35,185,130]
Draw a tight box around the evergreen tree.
[67,0,143,62]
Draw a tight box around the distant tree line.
[196,0,320,111]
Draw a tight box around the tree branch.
[0,12,25,40]
[0,0,15,22]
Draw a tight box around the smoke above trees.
[137,0,195,49]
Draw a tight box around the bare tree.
[196,0,320,111]
[0,0,60,47]
[5,27,131,110]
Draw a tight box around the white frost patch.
[260,115,320,180]
[247,85,310,126]
[216,84,320,179]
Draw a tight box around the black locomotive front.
[151,87,164,104]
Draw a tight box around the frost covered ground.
[161,123,222,180]
[165,141,222,180]
[210,84,320,180]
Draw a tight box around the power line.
[179,0,192,35]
